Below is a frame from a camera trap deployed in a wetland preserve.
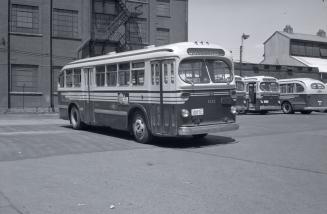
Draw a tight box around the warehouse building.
[0,0,188,112]
[260,25,327,82]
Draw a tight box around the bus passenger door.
[161,60,177,135]
[248,82,256,107]
[82,67,94,124]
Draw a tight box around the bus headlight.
[278,100,281,104]
[181,109,190,118]
[231,106,237,114]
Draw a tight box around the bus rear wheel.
[282,102,294,114]
[132,111,152,144]
[70,106,84,130]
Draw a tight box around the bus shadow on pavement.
[150,135,238,149]
[62,125,238,149]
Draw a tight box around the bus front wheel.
[70,106,84,130]
[282,102,294,114]
[132,111,152,144]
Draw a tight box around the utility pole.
[239,33,250,77]
[7,0,11,110]
[50,0,54,112]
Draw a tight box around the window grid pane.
[53,8,79,39]
[11,4,39,34]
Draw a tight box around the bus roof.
[243,76,277,82]
[278,78,325,87]
[62,42,231,70]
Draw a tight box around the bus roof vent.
[145,45,155,49]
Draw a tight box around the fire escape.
[78,0,146,58]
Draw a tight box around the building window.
[53,8,79,39]
[11,4,39,34]
[156,28,170,46]
[11,65,38,92]
[126,18,148,45]
[156,0,170,17]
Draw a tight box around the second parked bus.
[244,76,280,114]
[235,75,247,113]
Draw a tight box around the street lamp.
[239,33,250,77]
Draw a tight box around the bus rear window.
[311,83,325,89]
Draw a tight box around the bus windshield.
[178,59,232,84]
[260,82,279,92]
[236,81,245,91]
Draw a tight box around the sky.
[188,0,327,63]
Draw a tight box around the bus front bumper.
[178,122,239,136]
[304,106,327,111]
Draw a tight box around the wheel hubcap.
[134,118,145,139]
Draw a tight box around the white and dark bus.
[279,78,327,114]
[58,42,239,143]
[234,75,247,113]
[243,76,280,114]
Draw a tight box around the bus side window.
[106,64,117,86]
[96,65,105,87]
[155,64,160,85]
[171,63,174,83]
[296,83,304,93]
[66,69,73,88]
[132,62,145,86]
[118,63,130,86]
[151,64,155,85]
[287,83,294,93]
[164,64,168,84]
[280,84,286,94]
[73,68,81,87]
[59,72,65,88]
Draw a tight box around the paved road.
[0,112,326,214]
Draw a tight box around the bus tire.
[301,110,312,114]
[282,102,294,114]
[132,111,152,144]
[260,110,268,115]
[70,106,84,130]
[192,133,208,139]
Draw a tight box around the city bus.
[57,42,239,143]
[243,76,280,114]
[234,75,247,113]
[279,78,327,114]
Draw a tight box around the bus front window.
[260,82,279,92]
[206,60,232,83]
[178,59,232,84]
[178,59,210,84]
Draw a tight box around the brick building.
[0,0,188,112]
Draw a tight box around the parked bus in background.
[57,42,239,143]
[279,78,327,114]
[235,75,247,113]
[243,76,280,114]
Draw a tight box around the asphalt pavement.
[0,112,326,214]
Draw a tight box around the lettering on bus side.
[118,92,129,105]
